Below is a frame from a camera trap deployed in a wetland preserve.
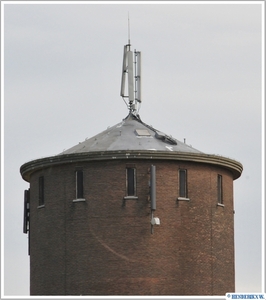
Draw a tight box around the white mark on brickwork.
[89,228,137,263]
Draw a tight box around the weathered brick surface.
[29,159,235,295]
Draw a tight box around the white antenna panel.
[135,51,141,103]
[120,45,128,97]
[127,50,134,103]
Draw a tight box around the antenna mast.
[128,12,130,46]
[120,16,142,115]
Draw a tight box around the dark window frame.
[126,167,136,196]
[217,174,223,204]
[76,170,84,199]
[179,169,187,198]
[38,176,44,206]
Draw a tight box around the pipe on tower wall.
[150,165,156,211]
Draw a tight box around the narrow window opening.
[217,174,223,204]
[39,176,44,206]
[126,168,136,196]
[179,169,187,198]
[76,170,84,199]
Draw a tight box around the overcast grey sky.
[2,1,264,297]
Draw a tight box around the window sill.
[123,196,138,200]
[73,198,86,203]
[217,203,225,207]
[177,197,190,201]
[37,205,45,209]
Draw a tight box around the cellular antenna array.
[120,18,142,114]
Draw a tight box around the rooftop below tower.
[20,111,243,182]
[60,113,202,155]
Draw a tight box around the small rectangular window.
[179,169,187,198]
[76,170,84,199]
[126,168,136,196]
[217,174,223,204]
[39,176,44,206]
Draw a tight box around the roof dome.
[59,113,202,155]
[20,112,242,181]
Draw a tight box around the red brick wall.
[29,159,235,295]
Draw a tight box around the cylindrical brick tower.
[20,42,242,296]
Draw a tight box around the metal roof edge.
[20,150,243,182]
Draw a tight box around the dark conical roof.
[59,113,202,155]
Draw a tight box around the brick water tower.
[20,41,243,296]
